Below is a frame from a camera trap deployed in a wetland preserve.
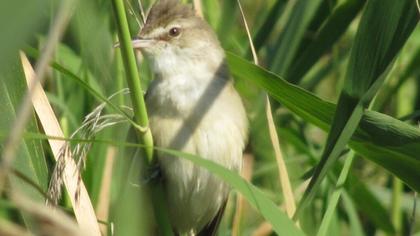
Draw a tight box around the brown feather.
[142,0,196,35]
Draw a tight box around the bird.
[131,0,248,235]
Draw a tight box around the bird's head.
[131,0,224,74]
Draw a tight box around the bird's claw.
[141,163,161,185]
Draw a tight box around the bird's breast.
[145,72,248,234]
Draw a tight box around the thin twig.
[236,0,296,220]
[416,0,420,15]
[137,0,146,24]
[0,0,76,194]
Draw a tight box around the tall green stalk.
[111,0,152,160]
[391,178,403,236]
[111,0,173,235]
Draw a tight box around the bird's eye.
[168,27,181,37]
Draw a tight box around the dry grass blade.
[232,153,254,236]
[0,0,76,195]
[96,147,116,235]
[47,92,127,209]
[126,0,143,28]
[265,97,296,218]
[70,98,128,172]
[47,88,129,206]
[236,0,296,220]
[251,222,272,236]
[20,53,101,236]
[251,181,310,236]
[417,0,420,14]
[193,0,203,18]
[137,0,146,24]
[0,218,32,236]
[10,191,86,236]
[236,0,258,65]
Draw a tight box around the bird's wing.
[197,199,227,236]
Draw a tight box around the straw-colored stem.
[20,53,101,235]
[416,0,420,14]
[237,0,296,220]
[232,153,254,236]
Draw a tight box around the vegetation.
[0,0,419,235]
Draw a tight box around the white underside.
[145,51,247,234]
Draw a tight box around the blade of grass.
[0,0,48,72]
[18,132,307,236]
[111,0,153,160]
[375,48,420,111]
[409,191,418,235]
[96,147,116,235]
[110,0,173,235]
[159,149,305,236]
[346,173,395,233]
[216,0,237,41]
[270,0,323,75]
[237,0,297,219]
[280,123,395,233]
[231,153,254,236]
[316,151,355,236]
[10,191,85,235]
[0,218,31,236]
[250,0,287,54]
[294,0,418,219]
[287,0,366,83]
[226,53,420,192]
[25,46,151,140]
[341,192,365,236]
[20,53,101,235]
[0,57,48,202]
[9,131,307,236]
[417,0,420,14]
[193,0,203,17]
[0,0,76,195]
[391,178,403,235]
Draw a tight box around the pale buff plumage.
[133,0,248,234]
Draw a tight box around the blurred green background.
[0,0,419,235]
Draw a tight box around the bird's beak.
[131,37,156,49]
[113,37,156,49]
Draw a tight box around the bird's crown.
[141,0,196,35]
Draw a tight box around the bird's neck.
[146,47,230,115]
[152,46,225,81]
